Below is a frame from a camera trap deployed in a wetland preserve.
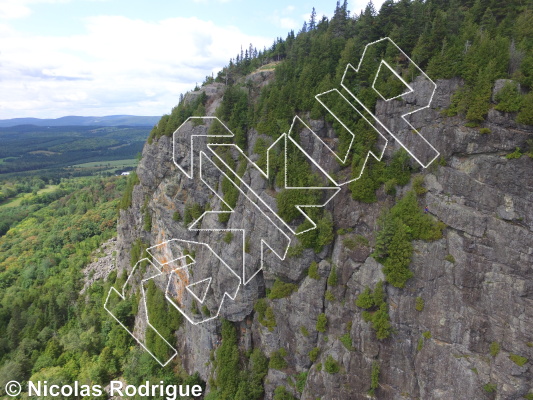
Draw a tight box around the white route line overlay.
[106,36,440,366]
[155,239,241,326]
[314,88,388,175]
[173,118,294,286]
[104,258,178,367]
[341,36,440,168]
[372,59,414,102]
[195,151,291,285]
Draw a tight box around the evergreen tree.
[382,219,413,288]
[309,7,317,30]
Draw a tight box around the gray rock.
[111,76,533,399]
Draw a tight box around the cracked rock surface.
[114,78,532,399]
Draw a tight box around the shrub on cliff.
[374,191,445,288]
[355,282,392,340]
[316,313,327,332]
[268,279,298,299]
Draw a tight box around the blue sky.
[0,0,385,119]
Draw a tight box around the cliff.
[114,75,533,399]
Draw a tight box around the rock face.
[81,237,117,294]
[115,77,533,399]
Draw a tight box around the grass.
[0,194,26,208]
[257,62,280,71]
[72,158,138,168]
[483,383,497,393]
[415,297,424,312]
[489,342,500,357]
[28,150,59,155]
[0,184,59,209]
[509,353,528,366]
[72,158,138,172]
[37,185,60,194]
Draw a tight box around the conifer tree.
[309,7,317,30]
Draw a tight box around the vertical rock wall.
[115,77,532,399]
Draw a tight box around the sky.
[0,0,386,119]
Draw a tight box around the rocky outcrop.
[114,75,532,399]
[81,237,117,294]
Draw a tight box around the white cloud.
[0,0,31,19]
[285,5,295,13]
[0,15,271,118]
[192,0,232,3]
[278,17,298,30]
[268,6,302,32]
[0,0,69,20]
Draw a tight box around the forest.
[1,0,532,399]
[148,0,533,267]
[0,176,204,399]
[150,0,533,147]
[0,125,150,178]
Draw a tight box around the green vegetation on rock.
[327,265,338,286]
[308,261,320,279]
[308,347,320,363]
[269,348,288,370]
[490,342,501,357]
[483,383,497,393]
[369,361,380,397]
[355,282,392,340]
[373,191,445,288]
[210,320,269,400]
[119,171,139,210]
[324,355,340,374]
[273,386,297,400]
[340,332,355,351]
[268,279,299,299]
[415,297,425,312]
[254,298,277,331]
[316,313,328,333]
[509,353,528,366]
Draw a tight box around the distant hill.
[0,125,150,178]
[0,115,160,127]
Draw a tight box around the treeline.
[249,0,532,139]
[0,177,124,393]
[0,143,145,175]
[147,0,533,227]
[0,125,149,175]
[0,178,75,237]
[0,177,50,203]
[0,176,204,397]
[0,125,149,158]
[149,0,533,145]
[31,2,528,398]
